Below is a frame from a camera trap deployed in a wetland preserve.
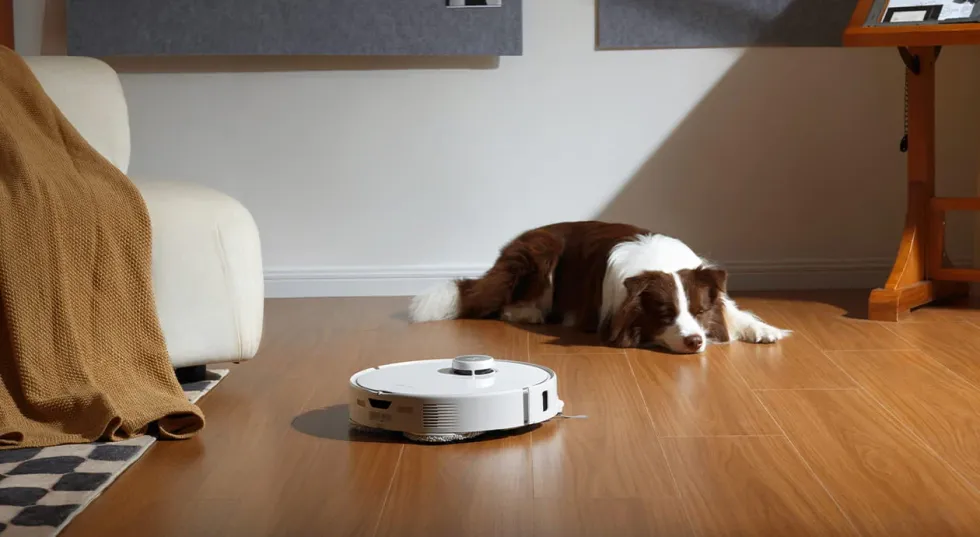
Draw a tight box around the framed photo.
[865,0,980,26]
[883,4,944,22]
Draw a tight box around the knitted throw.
[0,46,205,449]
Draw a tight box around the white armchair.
[22,55,264,375]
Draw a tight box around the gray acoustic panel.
[598,0,856,48]
[66,0,522,56]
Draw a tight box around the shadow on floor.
[732,289,872,320]
[517,321,705,355]
[514,322,613,349]
[292,404,540,445]
[388,310,412,323]
[734,288,979,321]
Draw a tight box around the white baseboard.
[264,257,974,298]
[265,265,489,298]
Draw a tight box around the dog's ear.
[689,265,730,342]
[601,273,659,348]
[693,265,728,300]
[623,273,650,296]
[602,281,645,348]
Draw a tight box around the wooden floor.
[61,290,980,537]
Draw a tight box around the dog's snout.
[683,335,703,352]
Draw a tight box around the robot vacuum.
[348,354,564,442]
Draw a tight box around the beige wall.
[15,0,980,297]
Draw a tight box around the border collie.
[408,221,790,353]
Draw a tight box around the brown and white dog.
[409,221,790,353]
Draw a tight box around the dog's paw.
[740,322,792,344]
[501,305,545,324]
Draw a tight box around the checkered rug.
[0,369,228,537]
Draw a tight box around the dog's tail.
[409,279,464,322]
[408,271,517,323]
[409,228,564,323]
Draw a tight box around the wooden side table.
[844,0,980,321]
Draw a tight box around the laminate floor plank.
[745,294,913,351]
[375,434,535,537]
[722,302,856,390]
[55,292,980,537]
[64,306,405,537]
[629,346,782,437]
[885,321,980,387]
[662,436,857,536]
[532,498,695,537]
[527,324,627,356]
[758,389,980,536]
[829,349,980,489]
[530,354,679,501]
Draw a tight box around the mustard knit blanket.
[0,47,204,449]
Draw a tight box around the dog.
[408,221,790,353]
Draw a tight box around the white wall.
[14,0,980,297]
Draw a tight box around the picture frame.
[863,0,980,27]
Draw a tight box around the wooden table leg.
[868,46,969,321]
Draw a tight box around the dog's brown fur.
[449,221,728,349]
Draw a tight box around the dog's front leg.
[721,295,792,344]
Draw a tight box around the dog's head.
[602,266,729,353]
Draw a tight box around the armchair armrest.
[133,178,264,368]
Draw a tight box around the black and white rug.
[0,369,227,537]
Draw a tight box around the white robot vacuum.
[348,354,564,442]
